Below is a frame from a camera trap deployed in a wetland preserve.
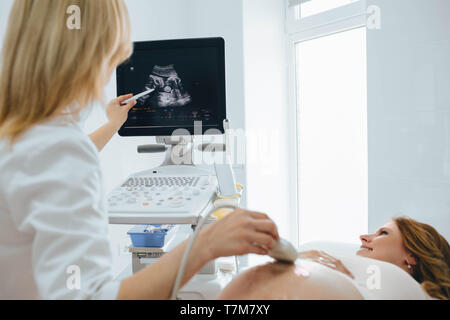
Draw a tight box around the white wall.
[243,0,293,243]
[367,0,450,240]
[85,0,247,198]
[0,1,13,43]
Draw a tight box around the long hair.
[0,0,132,144]
[394,217,450,300]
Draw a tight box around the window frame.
[285,0,368,246]
[286,0,366,36]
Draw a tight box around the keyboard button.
[169,199,185,208]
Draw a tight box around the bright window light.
[296,27,368,244]
[301,0,360,18]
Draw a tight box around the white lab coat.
[0,107,121,299]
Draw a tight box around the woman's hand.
[298,250,354,279]
[106,94,137,129]
[199,208,280,261]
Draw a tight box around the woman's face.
[357,221,413,270]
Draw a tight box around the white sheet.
[298,241,432,300]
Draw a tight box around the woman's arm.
[89,94,136,151]
[88,122,122,152]
[298,250,354,279]
[117,209,280,300]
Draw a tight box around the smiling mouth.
[359,246,373,252]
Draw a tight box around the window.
[286,1,368,245]
[286,0,365,36]
[296,27,368,244]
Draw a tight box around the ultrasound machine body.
[108,38,234,299]
[110,37,227,222]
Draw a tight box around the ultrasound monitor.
[116,37,226,137]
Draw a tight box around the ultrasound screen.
[117,42,225,135]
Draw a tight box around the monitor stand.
[139,136,194,166]
[137,136,213,176]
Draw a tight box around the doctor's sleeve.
[6,135,121,300]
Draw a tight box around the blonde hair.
[394,217,450,300]
[0,0,132,144]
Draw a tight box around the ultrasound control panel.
[107,173,218,225]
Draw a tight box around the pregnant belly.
[218,260,363,300]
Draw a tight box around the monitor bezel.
[117,37,226,137]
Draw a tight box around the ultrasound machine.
[107,37,238,299]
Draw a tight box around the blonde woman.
[0,0,279,299]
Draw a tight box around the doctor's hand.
[199,209,280,261]
[106,94,137,130]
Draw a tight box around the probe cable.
[170,184,243,300]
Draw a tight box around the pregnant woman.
[219,217,449,300]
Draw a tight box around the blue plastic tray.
[127,225,174,248]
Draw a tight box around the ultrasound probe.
[268,238,298,264]
[121,88,155,105]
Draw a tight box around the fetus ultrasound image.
[119,46,222,129]
[139,64,192,108]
